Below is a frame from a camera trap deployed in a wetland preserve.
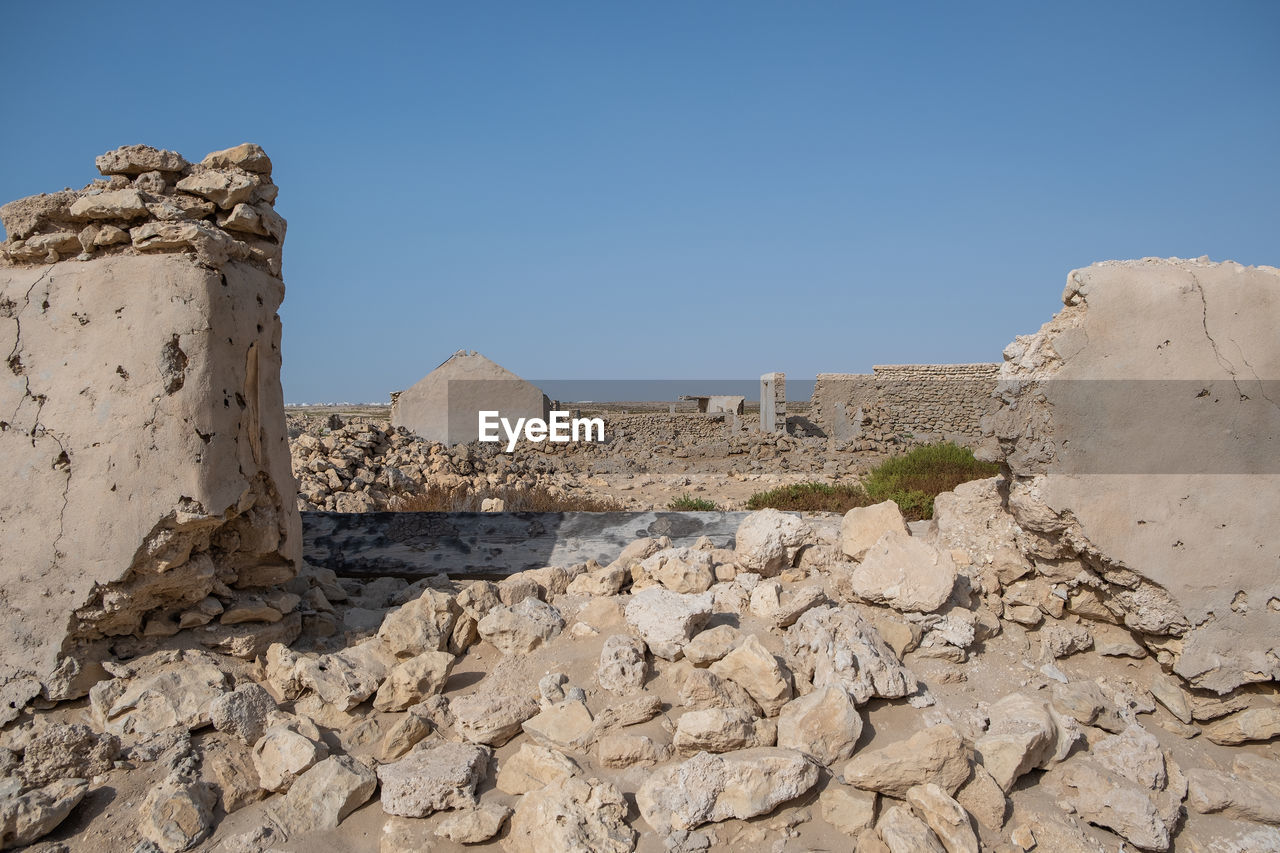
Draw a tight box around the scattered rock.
[842,724,972,798]
[138,773,216,853]
[674,707,775,754]
[452,689,539,746]
[0,779,88,850]
[849,530,957,613]
[643,547,715,594]
[272,755,377,834]
[497,743,582,795]
[435,802,512,844]
[377,741,489,817]
[597,635,649,694]
[709,634,793,716]
[478,597,565,654]
[1054,760,1172,851]
[876,804,946,853]
[682,625,739,666]
[840,500,909,561]
[252,721,329,793]
[597,733,671,768]
[786,605,915,704]
[734,509,809,576]
[372,650,455,711]
[819,786,877,837]
[637,747,819,834]
[505,776,636,853]
[209,683,276,746]
[18,724,119,787]
[906,783,979,853]
[624,588,714,660]
[974,694,1064,792]
[776,685,863,765]
[523,699,596,749]
[1204,706,1280,745]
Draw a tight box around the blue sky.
[2,2,1276,403]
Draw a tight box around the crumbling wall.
[812,363,998,442]
[0,144,300,715]
[982,258,1280,694]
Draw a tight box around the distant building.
[679,394,746,415]
[391,350,550,445]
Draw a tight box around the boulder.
[378,588,457,657]
[749,580,827,628]
[377,742,489,817]
[597,734,672,768]
[436,802,512,844]
[683,624,739,666]
[876,804,947,853]
[372,650,455,712]
[641,547,715,594]
[18,723,119,787]
[477,597,565,654]
[89,658,228,735]
[272,755,377,834]
[96,144,189,175]
[636,747,819,834]
[522,699,595,749]
[819,786,877,837]
[906,783,979,853]
[840,500,909,560]
[734,509,809,576]
[849,530,957,613]
[673,707,775,754]
[597,635,649,694]
[974,693,1065,792]
[983,259,1280,694]
[624,588,714,660]
[709,634,793,715]
[842,724,972,798]
[0,779,88,850]
[678,668,762,715]
[785,605,915,704]
[504,776,635,853]
[777,686,863,765]
[251,721,329,793]
[452,690,539,746]
[1053,760,1172,851]
[138,773,216,853]
[1204,706,1280,745]
[496,743,582,795]
[1187,765,1280,825]
[953,764,1006,831]
[209,683,276,745]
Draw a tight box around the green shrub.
[668,494,718,511]
[745,442,998,520]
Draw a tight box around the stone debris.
[435,802,512,843]
[138,773,216,852]
[505,776,635,853]
[271,755,377,834]
[596,634,649,694]
[624,588,714,660]
[377,742,489,817]
[842,724,972,798]
[0,779,88,850]
[776,685,863,765]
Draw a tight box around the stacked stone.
[0,143,286,277]
[812,364,998,443]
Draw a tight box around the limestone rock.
[849,530,956,613]
[624,588,714,660]
[1054,760,1171,851]
[642,547,715,594]
[436,802,512,844]
[69,188,150,220]
[820,786,877,837]
[749,580,827,628]
[841,500,909,561]
[1187,765,1280,825]
[523,699,595,749]
[478,597,565,654]
[372,650,455,712]
[734,509,809,576]
[842,724,972,798]
[777,685,863,765]
[504,776,635,853]
[636,747,819,834]
[378,742,489,817]
[1049,681,1125,733]
[1147,671,1193,725]
[251,721,329,793]
[0,779,87,850]
[683,624,739,666]
[597,733,671,768]
[378,588,457,657]
[1204,706,1280,745]
[785,605,916,704]
[90,659,228,736]
[452,689,539,747]
[138,773,216,853]
[974,694,1063,792]
[209,683,276,746]
[272,755,377,834]
[877,804,947,853]
[709,634,793,716]
[201,744,264,813]
[379,707,432,762]
[1039,621,1093,658]
[954,763,1006,831]
[674,707,775,754]
[96,144,189,175]
[906,783,979,853]
[174,169,257,210]
[678,668,762,716]
[202,143,273,174]
[294,640,392,711]
[18,723,119,787]
[497,743,582,795]
[597,635,648,694]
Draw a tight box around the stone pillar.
[760,372,786,433]
[0,144,300,713]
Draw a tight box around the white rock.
[0,779,88,850]
[597,634,649,694]
[877,804,947,853]
[452,690,539,746]
[709,634,793,716]
[734,509,809,576]
[785,605,915,704]
[209,683,276,745]
[777,685,863,765]
[90,660,229,736]
[272,755,376,834]
[636,747,819,834]
[641,547,715,594]
[138,773,216,853]
[682,624,739,665]
[496,743,582,795]
[378,588,457,657]
[435,802,512,843]
[372,650,454,712]
[974,694,1062,792]
[624,588,714,660]
[842,724,972,798]
[841,500,909,560]
[849,530,956,613]
[505,776,636,853]
[905,783,979,853]
[477,597,565,654]
[252,721,329,793]
[673,707,775,754]
[377,741,489,817]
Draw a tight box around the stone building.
[680,394,746,415]
[811,363,999,443]
[391,350,551,445]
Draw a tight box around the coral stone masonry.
[0,144,299,714]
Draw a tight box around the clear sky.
[2,2,1276,403]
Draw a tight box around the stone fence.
[812,363,999,443]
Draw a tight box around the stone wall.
[0,144,300,715]
[812,363,999,442]
[604,412,734,444]
[982,258,1280,695]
